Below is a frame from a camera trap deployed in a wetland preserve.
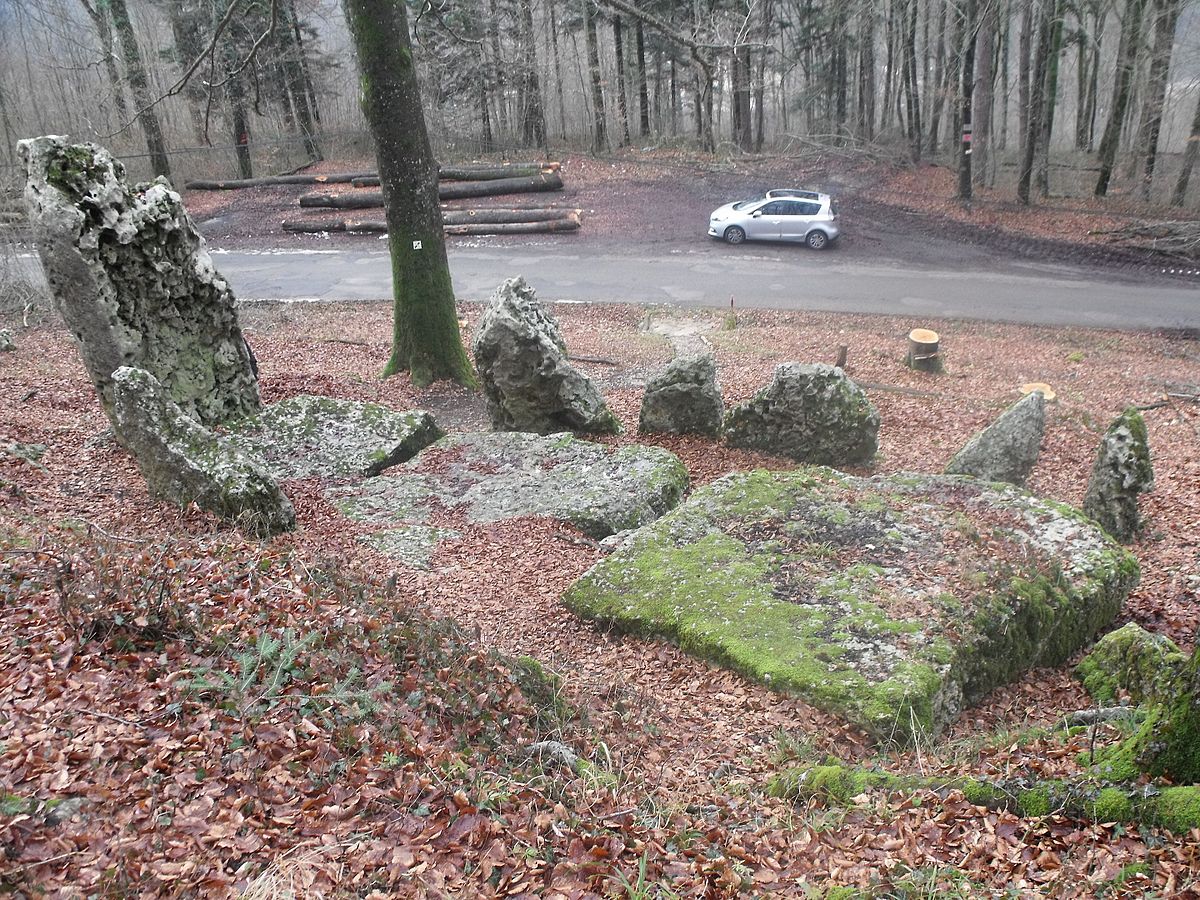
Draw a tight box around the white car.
[708,193,840,249]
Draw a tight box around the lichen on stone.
[1083,407,1153,542]
[1075,622,1186,705]
[563,469,1137,745]
[226,395,442,479]
[19,136,260,430]
[333,431,689,543]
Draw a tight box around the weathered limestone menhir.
[19,136,260,431]
[724,363,879,464]
[472,276,620,434]
[111,367,295,537]
[639,353,724,436]
[1083,407,1153,542]
[944,390,1045,485]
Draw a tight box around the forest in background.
[0,0,1198,207]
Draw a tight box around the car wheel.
[724,226,746,245]
[806,229,829,250]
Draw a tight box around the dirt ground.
[183,150,1200,288]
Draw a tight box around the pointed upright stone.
[639,353,724,436]
[1083,407,1153,542]
[945,391,1045,485]
[472,277,619,434]
[19,136,260,430]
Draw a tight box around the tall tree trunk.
[1035,0,1065,198]
[107,0,171,180]
[519,0,547,148]
[78,0,129,123]
[732,43,752,150]
[1018,0,1053,204]
[1135,0,1181,200]
[858,9,876,140]
[488,0,508,138]
[548,4,568,140]
[999,4,1010,150]
[290,0,323,127]
[882,0,896,132]
[974,0,998,186]
[902,0,922,160]
[927,0,948,152]
[1095,0,1147,196]
[479,58,494,149]
[636,20,650,137]
[1017,0,1033,157]
[584,0,607,151]
[341,0,474,387]
[282,0,321,161]
[613,14,631,145]
[1170,86,1200,207]
[958,0,978,200]
[753,0,771,150]
[1080,5,1103,151]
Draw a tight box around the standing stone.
[723,363,879,464]
[0,329,14,352]
[19,136,260,430]
[472,276,619,434]
[110,367,294,537]
[639,354,724,436]
[1083,407,1153,542]
[945,391,1045,485]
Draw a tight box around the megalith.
[723,363,879,464]
[111,367,294,537]
[945,390,1045,485]
[472,277,620,434]
[639,353,724,436]
[1083,407,1153,542]
[19,136,260,430]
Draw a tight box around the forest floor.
[2,291,1199,895]
[4,149,1200,896]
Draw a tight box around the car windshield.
[731,199,761,211]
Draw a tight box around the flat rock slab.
[333,432,690,563]
[227,396,442,480]
[563,469,1138,745]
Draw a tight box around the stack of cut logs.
[184,161,579,237]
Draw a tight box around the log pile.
[299,172,564,208]
[1091,220,1200,262]
[185,161,560,191]
[282,208,582,237]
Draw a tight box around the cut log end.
[906,327,943,374]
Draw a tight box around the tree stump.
[906,328,943,373]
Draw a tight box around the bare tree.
[341,0,474,387]
[1095,0,1148,197]
[107,0,171,179]
[1133,0,1182,200]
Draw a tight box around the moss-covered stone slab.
[1075,622,1186,705]
[332,431,689,540]
[110,367,294,537]
[227,395,442,479]
[563,469,1138,745]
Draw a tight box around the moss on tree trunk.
[342,0,475,388]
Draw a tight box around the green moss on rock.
[564,469,1137,745]
[1075,622,1186,705]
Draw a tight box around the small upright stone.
[639,354,724,436]
[19,136,260,429]
[0,329,14,352]
[945,391,1045,485]
[723,363,879,464]
[1083,407,1153,542]
[110,367,294,537]
[472,276,620,434]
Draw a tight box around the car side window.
[797,201,821,216]
[759,201,785,215]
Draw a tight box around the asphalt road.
[17,242,1199,329]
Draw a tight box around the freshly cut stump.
[564,469,1138,745]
